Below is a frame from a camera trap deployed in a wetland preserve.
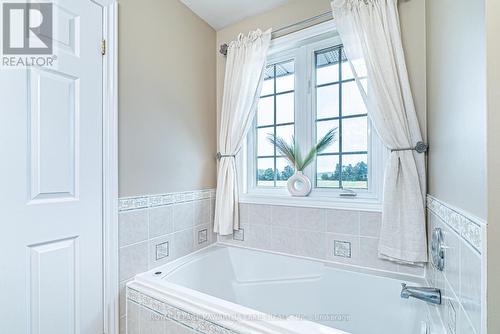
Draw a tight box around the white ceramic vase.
[287,171,312,197]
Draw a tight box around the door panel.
[28,237,78,334]
[0,1,104,333]
[53,4,80,56]
[29,68,79,202]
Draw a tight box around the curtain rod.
[219,10,333,56]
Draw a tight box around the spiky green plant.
[267,128,337,171]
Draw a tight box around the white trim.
[482,224,487,334]
[101,2,119,334]
[239,193,381,211]
[267,20,338,56]
[243,22,385,210]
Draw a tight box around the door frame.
[95,1,119,333]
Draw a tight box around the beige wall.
[216,0,427,139]
[486,0,500,331]
[118,0,217,197]
[426,0,487,219]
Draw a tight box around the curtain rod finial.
[219,43,228,56]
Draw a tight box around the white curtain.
[331,0,427,264]
[214,29,272,235]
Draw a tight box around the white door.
[0,1,104,333]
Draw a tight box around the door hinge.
[101,39,106,56]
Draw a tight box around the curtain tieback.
[216,151,237,160]
[216,147,242,160]
[390,141,428,154]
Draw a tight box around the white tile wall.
[118,189,217,331]
[119,209,149,247]
[173,202,195,231]
[220,203,424,276]
[149,206,173,238]
[119,241,149,281]
[426,196,485,334]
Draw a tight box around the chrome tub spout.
[401,283,441,305]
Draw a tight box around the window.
[256,60,295,187]
[244,24,383,205]
[315,46,368,189]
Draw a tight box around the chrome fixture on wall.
[401,283,441,305]
[431,227,445,271]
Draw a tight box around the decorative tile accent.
[233,229,244,241]
[198,229,208,244]
[118,197,149,211]
[127,288,239,334]
[119,189,216,212]
[334,240,352,258]
[155,241,169,260]
[427,195,483,253]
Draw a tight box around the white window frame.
[238,22,386,211]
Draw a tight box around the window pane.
[342,154,368,189]
[316,155,340,188]
[276,74,294,93]
[276,61,295,93]
[317,120,339,153]
[317,85,339,119]
[257,96,274,126]
[342,61,354,81]
[276,92,294,124]
[261,78,274,96]
[276,124,294,143]
[342,117,368,153]
[256,59,295,188]
[263,65,274,80]
[342,81,367,116]
[276,158,294,187]
[316,48,340,85]
[257,158,275,187]
[257,127,274,156]
[317,64,339,85]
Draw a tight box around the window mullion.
[295,46,314,183]
[273,65,277,187]
[338,47,344,189]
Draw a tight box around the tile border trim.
[127,287,239,334]
[427,195,483,253]
[119,189,216,212]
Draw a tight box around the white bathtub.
[128,244,443,334]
